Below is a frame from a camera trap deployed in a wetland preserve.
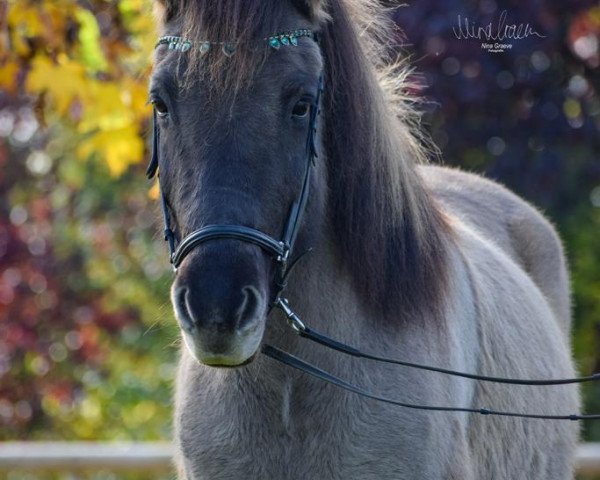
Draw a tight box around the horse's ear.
[292,0,330,22]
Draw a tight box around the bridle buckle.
[276,297,306,333]
[276,243,290,265]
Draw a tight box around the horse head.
[149,0,326,366]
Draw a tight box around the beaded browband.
[156,29,316,56]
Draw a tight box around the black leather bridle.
[149,31,599,422]
[148,33,323,309]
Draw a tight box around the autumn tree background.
[0,0,599,469]
[0,0,177,445]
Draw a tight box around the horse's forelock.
[155,0,316,92]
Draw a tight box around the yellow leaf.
[122,78,152,123]
[26,55,88,115]
[77,125,145,177]
[8,4,45,38]
[149,179,160,200]
[0,60,20,94]
[78,81,133,133]
[75,8,108,73]
[590,7,600,26]
[7,1,76,55]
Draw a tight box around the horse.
[148,0,580,478]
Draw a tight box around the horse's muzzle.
[170,244,268,366]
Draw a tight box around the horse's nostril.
[175,286,194,332]
[237,286,262,332]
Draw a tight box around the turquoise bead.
[269,37,281,49]
[222,43,236,57]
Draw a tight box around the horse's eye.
[152,97,169,118]
[292,100,311,118]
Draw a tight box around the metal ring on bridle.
[275,298,306,333]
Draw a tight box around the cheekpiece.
[155,29,315,56]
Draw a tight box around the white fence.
[580,444,600,476]
[0,442,174,472]
[0,442,599,475]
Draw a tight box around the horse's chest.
[177,381,344,478]
[176,374,454,479]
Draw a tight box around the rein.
[263,299,600,421]
[274,300,600,386]
[262,346,599,421]
[149,30,600,422]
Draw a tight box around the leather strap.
[171,225,287,268]
[300,325,600,385]
[261,344,600,421]
[273,298,600,387]
[146,109,159,179]
[282,75,324,252]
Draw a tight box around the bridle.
[148,29,322,308]
[148,30,600,422]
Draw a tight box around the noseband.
[148,30,599,422]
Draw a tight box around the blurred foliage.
[0,0,598,474]
[0,0,179,447]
